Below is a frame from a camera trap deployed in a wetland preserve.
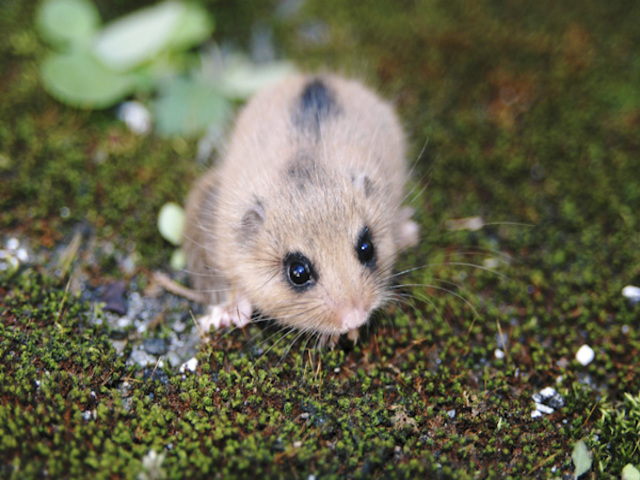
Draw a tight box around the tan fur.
[183,73,418,337]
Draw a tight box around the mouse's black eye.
[284,252,317,292]
[356,227,375,267]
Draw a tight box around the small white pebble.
[447,409,456,419]
[172,320,187,333]
[576,344,595,366]
[128,349,156,367]
[179,357,198,373]
[539,386,556,398]
[116,317,132,329]
[293,441,302,448]
[118,101,152,135]
[6,238,19,250]
[16,248,28,263]
[622,285,640,304]
[494,348,505,360]
[333,367,340,373]
[534,402,554,415]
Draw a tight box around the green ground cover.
[2,0,640,478]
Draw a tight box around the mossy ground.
[2,0,640,478]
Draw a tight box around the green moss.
[3,0,640,478]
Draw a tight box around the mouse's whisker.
[393,276,480,310]
[254,325,298,363]
[274,302,325,321]
[389,260,509,281]
[391,282,480,319]
[277,330,307,366]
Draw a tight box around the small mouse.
[183,73,419,345]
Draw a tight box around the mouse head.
[231,163,401,336]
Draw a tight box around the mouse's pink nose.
[340,306,368,332]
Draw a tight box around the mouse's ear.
[352,173,374,198]
[238,199,266,243]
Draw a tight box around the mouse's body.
[183,73,418,343]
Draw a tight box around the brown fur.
[183,73,418,337]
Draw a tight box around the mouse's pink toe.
[198,297,252,335]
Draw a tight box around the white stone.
[576,344,595,366]
[128,349,156,367]
[116,316,132,329]
[179,357,198,373]
[539,386,556,398]
[118,101,152,135]
[16,248,28,262]
[534,402,554,414]
[622,285,640,304]
[6,238,19,250]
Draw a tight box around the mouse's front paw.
[198,297,252,334]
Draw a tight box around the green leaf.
[572,440,592,479]
[623,464,640,480]
[35,0,101,48]
[93,1,185,72]
[154,77,230,136]
[40,51,138,108]
[170,248,186,271]
[158,202,185,246]
[167,3,214,51]
[219,58,296,99]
